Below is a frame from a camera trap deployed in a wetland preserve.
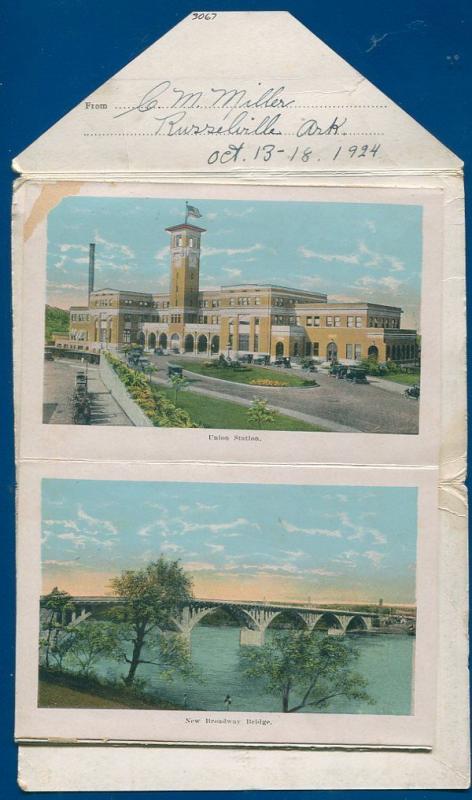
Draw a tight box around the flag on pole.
[185,202,202,219]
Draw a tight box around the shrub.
[105,353,197,428]
[249,379,289,387]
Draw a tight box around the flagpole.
[184,201,189,225]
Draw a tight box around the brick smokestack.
[88,243,95,299]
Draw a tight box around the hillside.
[45,305,69,343]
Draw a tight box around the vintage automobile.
[154,347,165,355]
[239,354,254,364]
[404,384,420,399]
[167,364,183,378]
[273,357,292,368]
[252,355,270,366]
[329,364,348,379]
[345,367,369,384]
[44,351,54,361]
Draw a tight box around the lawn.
[156,387,327,431]
[174,359,316,388]
[38,672,181,710]
[379,373,420,386]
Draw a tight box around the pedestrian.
[224,694,232,711]
[183,693,188,709]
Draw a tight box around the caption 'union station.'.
[55,220,418,365]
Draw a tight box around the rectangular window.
[306,316,313,326]
[255,297,260,305]
[346,344,353,359]
[313,342,319,357]
[334,316,341,327]
[354,344,362,360]
[238,334,249,351]
[356,316,362,328]
[326,316,333,327]
[314,316,320,327]
[347,316,354,327]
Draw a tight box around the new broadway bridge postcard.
[39,480,417,717]
[43,195,422,435]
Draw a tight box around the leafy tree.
[68,622,120,678]
[241,630,371,713]
[40,587,75,668]
[110,557,194,686]
[246,398,277,428]
[170,374,190,405]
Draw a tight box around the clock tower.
[166,222,206,320]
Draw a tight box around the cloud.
[196,502,219,512]
[205,543,225,553]
[161,543,185,553]
[43,558,80,566]
[279,518,342,538]
[77,506,118,536]
[353,275,403,295]
[44,519,79,531]
[183,561,216,572]
[298,241,405,275]
[180,517,259,535]
[223,207,254,218]
[363,550,385,567]
[203,243,264,258]
[154,246,169,262]
[299,246,359,264]
[222,267,242,279]
[94,233,135,261]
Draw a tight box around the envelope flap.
[14,12,462,175]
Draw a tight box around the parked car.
[345,367,368,384]
[404,384,420,399]
[44,351,54,361]
[154,347,165,355]
[239,354,253,364]
[253,355,269,366]
[273,357,291,368]
[167,365,183,378]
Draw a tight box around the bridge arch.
[312,612,344,632]
[345,615,369,633]
[264,608,310,632]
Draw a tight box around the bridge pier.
[240,628,265,647]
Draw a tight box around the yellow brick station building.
[56,221,418,365]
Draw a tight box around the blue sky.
[42,480,417,604]
[46,197,423,328]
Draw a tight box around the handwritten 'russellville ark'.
[111,81,349,138]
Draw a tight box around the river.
[94,626,414,715]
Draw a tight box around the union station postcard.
[42,191,422,435]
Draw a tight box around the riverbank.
[38,667,183,710]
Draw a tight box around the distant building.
[54,220,418,364]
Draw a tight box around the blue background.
[1,0,470,797]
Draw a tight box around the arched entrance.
[275,341,284,357]
[170,333,180,352]
[368,345,379,361]
[137,331,145,347]
[211,335,220,354]
[184,334,194,353]
[293,342,299,357]
[148,332,156,350]
[326,342,338,362]
[197,334,208,353]
[159,333,168,349]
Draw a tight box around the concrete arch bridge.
[43,596,381,648]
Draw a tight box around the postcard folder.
[13,11,468,791]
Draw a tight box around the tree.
[170,374,190,405]
[246,398,277,428]
[40,587,75,668]
[110,557,194,686]
[68,622,120,678]
[241,630,371,713]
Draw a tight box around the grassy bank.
[175,360,317,388]
[379,373,420,386]
[156,387,327,432]
[38,667,183,710]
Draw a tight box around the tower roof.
[165,223,206,234]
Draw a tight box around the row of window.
[368,317,400,329]
[70,313,90,322]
